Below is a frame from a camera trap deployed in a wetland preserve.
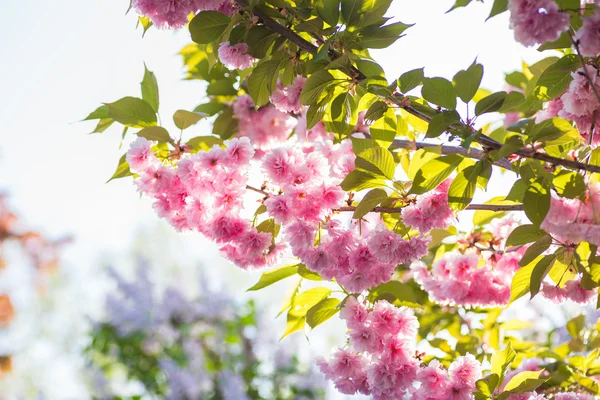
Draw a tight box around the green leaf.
[83,105,110,121]
[528,118,577,143]
[502,370,547,393]
[173,110,204,130]
[353,188,389,219]
[136,126,171,143]
[398,68,424,93]
[475,91,507,116]
[340,0,363,26]
[288,287,332,319]
[246,25,278,59]
[487,0,508,20]
[355,147,396,180]
[370,108,397,147]
[523,180,551,227]
[498,91,526,113]
[447,0,473,12]
[90,118,114,134]
[256,218,281,239]
[476,374,500,396]
[364,101,388,124]
[358,22,412,49]
[297,264,323,281]
[206,79,237,96]
[247,60,281,107]
[193,102,227,116]
[104,97,157,128]
[369,281,420,307]
[306,298,341,329]
[506,224,546,246]
[553,171,586,199]
[510,261,536,302]
[518,234,552,267]
[316,0,340,26]
[189,11,231,44]
[453,62,484,103]
[186,136,223,153]
[535,55,579,101]
[530,254,557,298]
[107,154,133,182]
[300,71,336,106]
[340,170,386,191]
[426,111,459,138]
[447,160,492,211]
[247,264,300,291]
[410,154,463,195]
[491,342,516,386]
[422,77,457,110]
[213,106,238,139]
[140,64,159,113]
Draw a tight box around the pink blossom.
[126,137,160,173]
[270,76,307,113]
[328,347,367,379]
[339,296,369,329]
[535,98,564,122]
[218,42,256,70]
[416,360,450,397]
[133,0,194,29]
[448,353,481,389]
[561,67,600,118]
[349,324,383,353]
[223,137,254,166]
[577,10,600,56]
[565,279,596,304]
[447,253,479,281]
[541,281,568,303]
[508,0,570,46]
[403,184,454,233]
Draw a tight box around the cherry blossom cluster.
[541,183,600,246]
[535,65,600,141]
[127,136,288,270]
[507,0,570,46]
[132,0,236,29]
[317,297,482,399]
[541,278,597,305]
[403,180,455,233]
[577,7,600,57]
[218,42,256,70]
[411,250,516,308]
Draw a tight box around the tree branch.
[234,0,600,175]
[391,139,514,170]
[334,204,523,213]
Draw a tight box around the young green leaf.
[189,11,231,44]
[140,64,159,113]
[410,154,463,195]
[173,110,204,130]
[453,62,483,103]
[422,77,457,110]
[306,298,341,329]
[104,97,157,128]
[353,188,389,219]
[136,126,171,143]
[247,264,300,291]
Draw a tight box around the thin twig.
[568,30,600,105]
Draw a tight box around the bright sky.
[0,0,557,398]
